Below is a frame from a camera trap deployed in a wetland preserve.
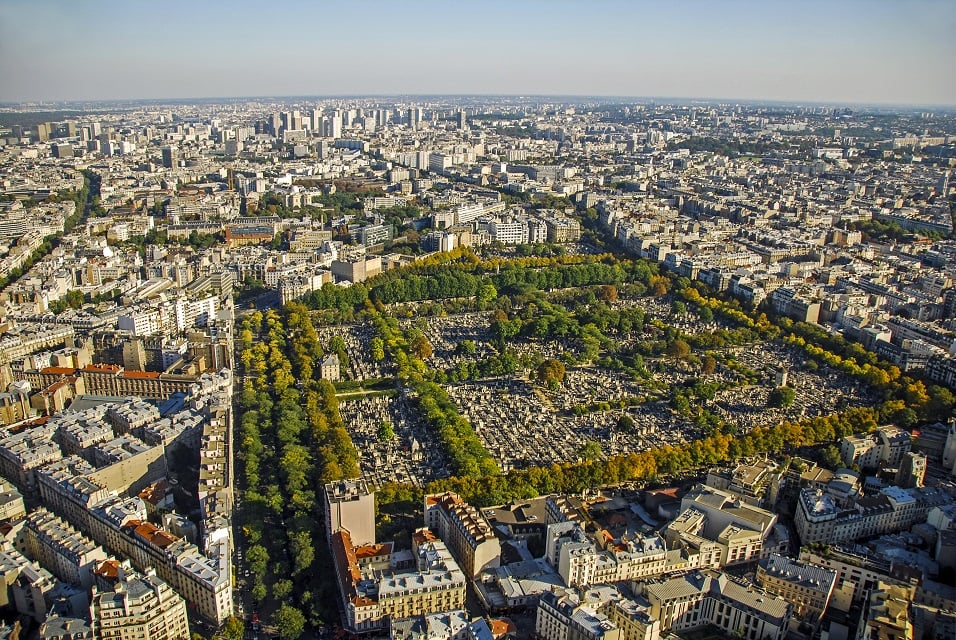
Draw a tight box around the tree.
[378,421,395,441]
[768,386,796,408]
[616,414,636,432]
[820,444,844,470]
[578,440,602,462]
[537,358,566,387]
[273,605,306,640]
[456,340,477,356]
[477,283,498,308]
[370,337,385,361]
[410,334,433,360]
[328,335,347,355]
[273,579,293,600]
[701,355,717,375]
[665,339,691,361]
[222,617,245,640]
[597,284,618,302]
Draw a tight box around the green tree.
[273,579,293,600]
[820,445,844,470]
[370,337,385,361]
[768,386,796,408]
[456,340,477,356]
[477,283,498,308]
[221,617,245,640]
[616,414,636,432]
[273,605,306,640]
[578,440,602,462]
[377,421,395,441]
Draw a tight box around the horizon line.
[2,93,955,111]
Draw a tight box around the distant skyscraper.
[269,113,282,136]
[457,109,467,130]
[161,146,178,169]
[99,133,113,157]
[408,107,422,129]
[325,113,342,139]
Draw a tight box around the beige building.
[797,546,916,614]
[535,589,622,640]
[425,492,501,578]
[331,529,466,634]
[320,354,341,382]
[325,480,375,548]
[639,570,791,640]
[663,484,776,569]
[755,553,836,631]
[0,482,25,522]
[604,597,660,640]
[90,571,189,640]
[855,582,915,640]
[24,509,108,590]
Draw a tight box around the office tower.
[269,113,282,136]
[161,146,178,169]
[457,109,467,130]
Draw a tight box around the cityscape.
[0,3,956,640]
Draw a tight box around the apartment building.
[663,484,777,567]
[330,529,467,633]
[425,492,501,578]
[854,582,914,640]
[0,424,61,496]
[24,509,108,590]
[90,571,189,640]
[0,482,25,522]
[755,553,836,629]
[794,484,950,545]
[840,426,912,471]
[639,570,791,640]
[797,546,918,614]
[536,589,621,640]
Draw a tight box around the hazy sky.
[1,0,954,105]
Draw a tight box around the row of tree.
[235,307,362,638]
[368,309,499,477]
[423,407,881,507]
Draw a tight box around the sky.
[0,0,954,106]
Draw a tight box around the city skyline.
[1,0,954,106]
